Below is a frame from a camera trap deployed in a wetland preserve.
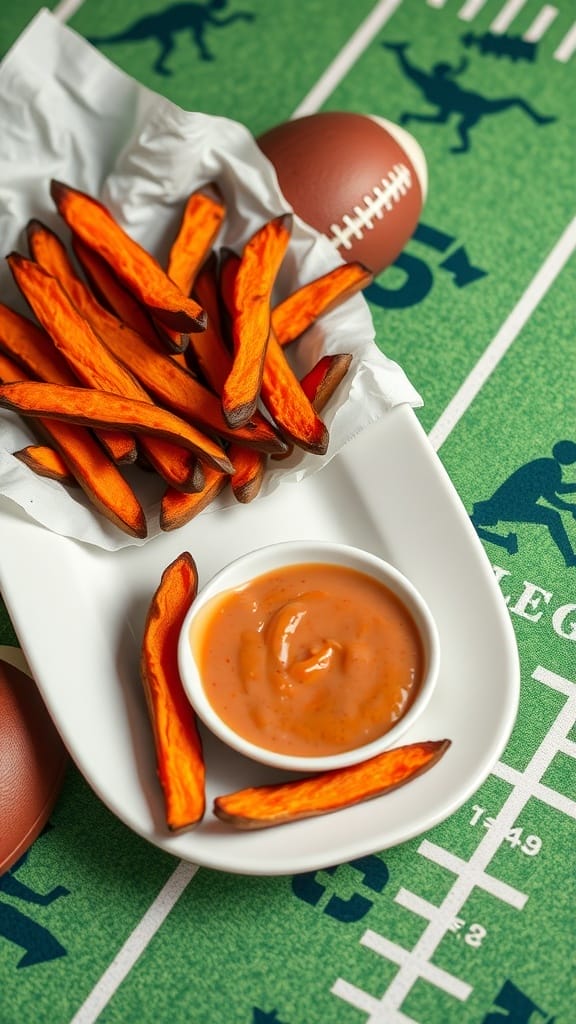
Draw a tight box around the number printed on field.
[470,806,543,856]
[448,918,487,948]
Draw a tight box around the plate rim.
[0,404,521,875]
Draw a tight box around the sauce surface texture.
[191,562,424,757]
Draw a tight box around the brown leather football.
[0,660,68,874]
[257,111,427,276]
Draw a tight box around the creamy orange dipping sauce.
[190,562,424,758]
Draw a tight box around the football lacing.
[328,163,413,251]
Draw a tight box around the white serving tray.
[0,403,520,875]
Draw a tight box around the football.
[257,111,427,276]
[0,660,68,874]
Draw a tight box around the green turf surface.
[0,2,575,1022]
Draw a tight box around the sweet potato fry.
[0,299,136,465]
[228,444,266,504]
[150,321,191,356]
[50,180,207,337]
[218,247,239,318]
[269,354,353,462]
[25,228,198,472]
[72,236,168,350]
[272,262,372,346]
[222,215,292,427]
[27,227,276,459]
[10,251,201,493]
[0,351,32,384]
[186,254,232,393]
[0,296,72,383]
[0,353,147,538]
[214,739,451,829]
[221,253,367,361]
[14,444,74,483]
[167,186,226,295]
[74,229,193,362]
[260,329,329,455]
[73,307,287,455]
[219,251,329,454]
[0,381,235,474]
[141,551,205,829]
[160,465,229,532]
[300,353,353,411]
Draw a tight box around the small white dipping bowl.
[178,540,440,773]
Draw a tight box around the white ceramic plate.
[0,404,520,875]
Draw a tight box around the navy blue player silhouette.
[0,848,69,967]
[383,41,555,153]
[471,441,576,565]
[87,0,254,77]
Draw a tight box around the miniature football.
[0,660,68,874]
[257,111,428,276]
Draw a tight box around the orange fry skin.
[272,261,373,346]
[260,329,329,455]
[0,381,235,475]
[72,235,168,351]
[167,187,226,295]
[269,353,353,462]
[214,740,451,829]
[26,224,284,456]
[0,353,147,539]
[218,247,239,318]
[11,249,201,493]
[160,465,229,531]
[50,180,207,337]
[222,214,292,427]
[88,319,286,455]
[0,298,136,466]
[228,444,266,504]
[219,247,330,455]
[14,444,74,483]
[187,254,232,394]
[300,353,353,411]
[141,552,205,830]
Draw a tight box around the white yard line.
[428,216,576,452]
[523,5,558,43]
[490,0,529,34]
[458,0,488,22]
[333,665,576,1021]
[69,861,199,1024]
[291,0,404,117]
[554,22,576,62]
[52,0,87,20]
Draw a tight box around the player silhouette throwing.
[471,441,576,566]
[383,41,555,153]
[87,0,254,77]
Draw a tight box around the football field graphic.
[0,1,575,1022]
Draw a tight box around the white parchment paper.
[0,9,422,550]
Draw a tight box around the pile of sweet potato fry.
[0,181,373,538]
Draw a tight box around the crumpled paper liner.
[0,9,422,550]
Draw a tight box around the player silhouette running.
[0,847,69,967]
[471,441,576,566]
[87,0,254,77]
[383,41,555,153]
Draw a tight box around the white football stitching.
[327,163,413,251]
